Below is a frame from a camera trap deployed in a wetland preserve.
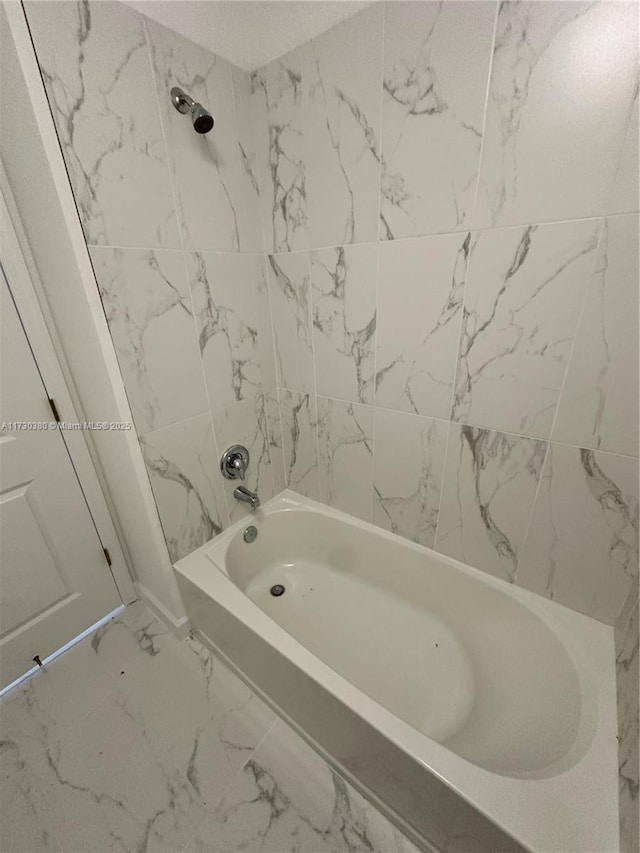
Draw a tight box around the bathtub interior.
[211,506,596,779]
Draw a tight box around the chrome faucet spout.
[234,485,260,511]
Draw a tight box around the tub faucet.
[234,485,260,511]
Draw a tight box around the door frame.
[1,182,136,605]
[2,0,188,632]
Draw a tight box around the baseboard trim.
[136,582,190,639]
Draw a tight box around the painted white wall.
[0,2,188,630]
[123,0,373,71]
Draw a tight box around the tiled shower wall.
[25,0,639,848]
[250,0,639,631]
[246,4,639,847]
[25,0,279,565]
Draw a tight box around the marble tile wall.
[615,597,640,853]
[27,0,639,619]
[25,0,278,565]
[251,0,639,627]
[247,6,638,840]
[23,0,640,843]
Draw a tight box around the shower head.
[170,87,214,134]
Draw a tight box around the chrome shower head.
[170,86,214,134]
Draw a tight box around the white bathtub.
[175,491,619,853]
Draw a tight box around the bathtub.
[174,491,619,853]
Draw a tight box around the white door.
[0,273,121,689]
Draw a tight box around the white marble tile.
[265,391,286,495]
[317,398,374,522]
[187,252,261,411]
[452,219,601,439]
[24,0,179,249]
[380,1,495,240]
[0,771,63,852]
[213,395,275,523]
[475,1,639,228]
[616,601,639,853]
[436,424,547,582]
[267,253,315,394]
[186,719,420,853]
[311,245,377,405]
[607,77,639,216]
[0,604,166,750]
[376,232,470,419]
[112,633,275,812]
[30,697,205,853]
[146,19,250,252]
[553,214,639,457]
[252,256,277,392]
[373,409,448,549]
[91,247,206,434]
[278,390,319,500]
[516,445,639,624]
[253,49,308,253]
[231,67,264,253]
[140,414,228,562]
[305,5,383,248]
[0,607,209,853]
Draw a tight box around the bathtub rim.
[174,489,619,853]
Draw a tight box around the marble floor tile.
[1,602,417,853]
[0,771,62,852]
[184,720,420,853]
[112,633,276,811]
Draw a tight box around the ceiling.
[124,0,374,71]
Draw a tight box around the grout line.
[198,713,279,818]
[546,218,607,445]
[369,1,385,523]
[136,400,640,464]
[376,1,386,243]
[514,219,608,584]
[304,254,322,496]
[432,418,453,551]
[81,209,637,259]
[370,241,381,524]
[263,261,287,491]
[469,0,500,228]
[512,439,551,586]
[140,15,183,255]
[140,12,232,527]
[262,213,611,259]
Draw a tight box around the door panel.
[0,274,121,688]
